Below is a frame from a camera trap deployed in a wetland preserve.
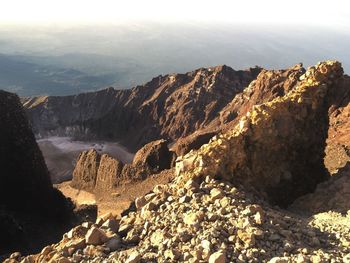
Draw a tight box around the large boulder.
[176,61,344,207]
[95,154,124,191]
[132,139,175,172]
[71,139,175,193]
[71,149,101,191]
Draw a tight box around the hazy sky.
[1,0,349,28]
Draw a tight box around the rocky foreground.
[6,176,350,263]
[6,61,350,263]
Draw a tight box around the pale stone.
[210,188,224,200]
[184,211,204,225]
[150,230,165,246]
[237,229,255,247]
[85,227,108,245]
[201,239,211,250]
[125,252,141,263]
[102,218,119,233]
[209,251,226,263]
[164,249,180,260]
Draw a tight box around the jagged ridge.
[23,66,261,150]
[175,61,343,206]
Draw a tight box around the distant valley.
[0,54,116,96]
[1,23,350,96]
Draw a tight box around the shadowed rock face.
[0,90,74,255]
[175,61,344,207]
[23,66,261,151]
[291,162,350,214]
[0,90,54,212]
[71,140,175,194]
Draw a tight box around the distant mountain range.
[0,54,116,96]
[1,23,350,97]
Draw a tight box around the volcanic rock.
[23,66,261,150]
[173,64,305,156]
[6,61,350,263]
[0,90,73,255]
[95,154,124,191]
[132,139,175,171]
[71,139,175,193]
[71,149,101,191]
[175,61,343,206]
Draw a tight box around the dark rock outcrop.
[0,90,52,211]
[71,140,176,194]
[0,90,74,255]
[132,139,175,171]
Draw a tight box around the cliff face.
[22,87,126,138]
[324,75,350,173]
[0,90,74,255]
[175,61,344,207]
[23,66,261,150]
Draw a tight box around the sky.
[0,0,349,28]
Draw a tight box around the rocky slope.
[9,61,350,263]
[23,66,261,150]
[0,90,74,256]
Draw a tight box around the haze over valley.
[1,22,350,95]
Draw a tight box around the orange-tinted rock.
[95,154,124,190]
[71,140,175,192]
[71,149,101,191]
[176,61,344,207]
